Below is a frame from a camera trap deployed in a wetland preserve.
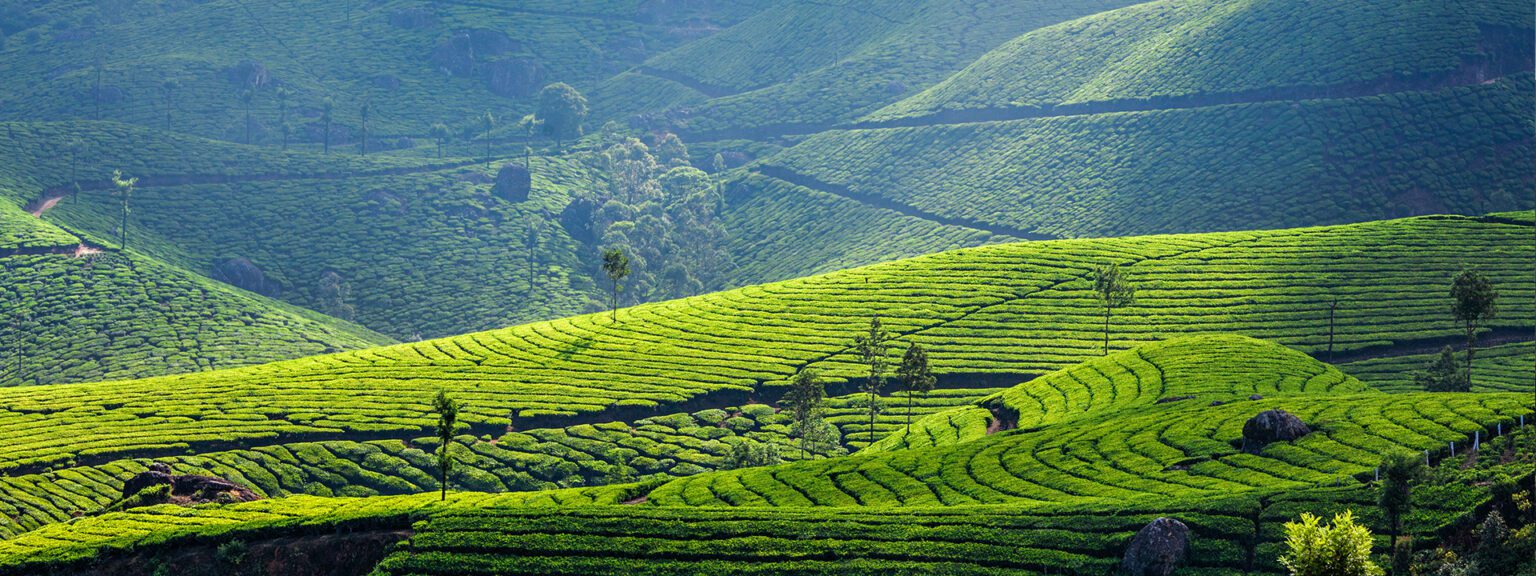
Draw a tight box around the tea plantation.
[0,213,1528,476]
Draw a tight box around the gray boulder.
[1121,517,1190,576]
[1242,409,1311,452]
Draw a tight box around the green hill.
[1,249,392,387]
[867,0,1532,122]
[0,213,1527,474]
[0,1,770,143]
[0,335,1529,574]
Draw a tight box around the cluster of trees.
[569,131,732,312]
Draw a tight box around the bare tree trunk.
[1103,305,1111,355]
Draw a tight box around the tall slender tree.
[321,97,335,155]
[780,367,829,459]
[481,111,496,165]
[1450,269,1498,385]
[601,247,630,323]
[239,89,255,144]
[431,390,460,501]
[525,214,543,294]
[275,86,293,150]
[430,122,451,159]
[1091,264,1136,355]
[160,80,179,131]
[853,315,892,446]
[1378,450,1424,560]
[359,100,372,156]
[111,170,137,251]
[897,342,936,432]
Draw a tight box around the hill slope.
[0,213,1527,476]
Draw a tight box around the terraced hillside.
[0,1,771,143]
[0,250,392,387]
[1344,341,1535,393]
[1,122,609,340]
[0,336,1529,574]
[0,213,1528,475]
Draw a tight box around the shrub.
[1279,511,1384,576]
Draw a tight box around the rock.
[431,29,517,78]
[1121,517,1190,576]
[1242,409,1311,451]
[1248,394,1264,401]
[483,58,544,98]
[387,7,437,29]
[1210,400,1226,406]
[225,60,272,89]
[147,462,172,474]
[172,475,260,503]
[1155,395,1195,404]
[121,469,173,499]
[492,164,532,202]
[212,257,282,297]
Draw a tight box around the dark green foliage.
[853,315,892,446]
[897,342,935,431]
[1450,268,1499,384]
[724,439,781,470]
[433,390,460,501]
[535,83,587,149]
[1379,451,1425,544]
[1091,263,1135,355]
[1414,347,1469,393]
[601,247,629,322]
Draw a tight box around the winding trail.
[753,165,1055,241]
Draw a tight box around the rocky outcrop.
[212,257,282,297]
[1121,517,1190,576]
[225,60,272,89]
[1242,409,1311,452]
[431,29,518,78]
[121,462,260,507]
[483,58,545,98]
[492,164,533,202]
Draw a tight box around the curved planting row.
[0,214,1528,475]
[647,392,1530,508]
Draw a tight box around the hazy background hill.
[0,0,1531,385]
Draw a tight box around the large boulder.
[172,474,260,503]
[483,58,545,98]
[121,469,173,499]
[225,60,273,89]
[1242,409,1311,452]
[492,164,532,202]
[212,257,282,297]
[1121,517,1190,576]
[431,29,517,78]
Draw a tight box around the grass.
[0,213,1528,475]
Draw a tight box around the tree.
[111,170,137,251]
[160,80,179,131]
[535,83,588,151]
[430,123,451,159]
[239,88,255,144]
[431,390,460,501]
[853,315,892,446]
[1450,269,1498,385]
[1279,511,1384,576]
[1414,346,1467,392]
[359,100,372,156]
[275,86,293,150]
[897,342,936,432]
[601,247,630,322]
[780,367,829,459]
[320,97,335,155]
[1091,263,1136,355]
[725,439,782,470]
[481,111,496,165]
[524,214,543,294]
[1379,451,1425,548]
[317,271,355,321]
